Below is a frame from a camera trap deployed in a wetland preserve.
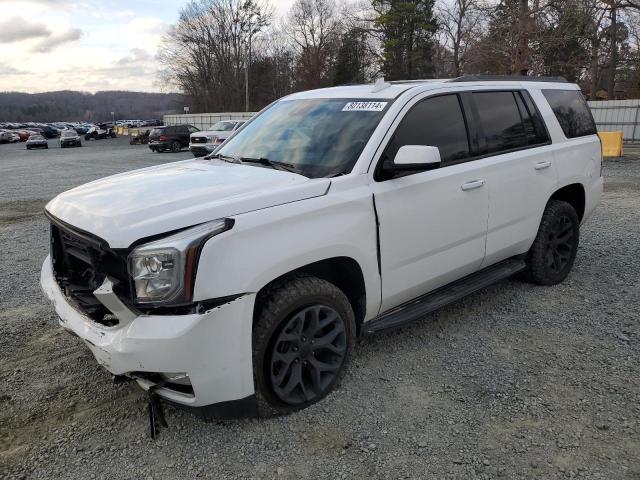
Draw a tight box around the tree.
[372,0,438,80]
[287,0,342,90]
[158,0,271,112]
[437,0,485,76]
[333,27,371,84]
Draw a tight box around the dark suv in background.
[149,125,199,153]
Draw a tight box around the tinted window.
[519,91,549,145]
[384,94,469,166]
[187,125,199,133]
[474,91,526,154]
[542,89,597,138]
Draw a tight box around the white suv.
[41,76,602,421]
[189,120,245,157]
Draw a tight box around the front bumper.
[40,255,256,410]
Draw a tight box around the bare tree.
[286,0,342,89]
[437,0,486,76]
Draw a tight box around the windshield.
[209,121,236,131]
[61,131,75,137]
[30,135,44,140]
[216,98,391,178]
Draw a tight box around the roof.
[284,77,578,101]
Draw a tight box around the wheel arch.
[253,256,367,335]
[550,183,586,222]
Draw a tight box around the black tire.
[45,145,48,149]
[171,141,181,153]
[523,200,580,286]
[252,275,356,417]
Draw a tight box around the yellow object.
[598,131,624,157]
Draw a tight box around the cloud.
[116,48,154,65]
[31,27,83,53]
[0,17,50,43]
[0,63,28,75]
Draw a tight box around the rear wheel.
[523,200,580,285]
[253,276,355,417]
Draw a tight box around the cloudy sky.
[0,0,291,93]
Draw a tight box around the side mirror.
[393,145,441,170]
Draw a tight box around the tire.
[171,141,181,153]
[45,145,48,149]
[523,200,580,286]
[252,275,356,417]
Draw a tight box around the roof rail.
[450,75,568,83]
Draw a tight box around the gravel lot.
[1,138,638,480]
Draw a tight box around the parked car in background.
[189,120,245,157]
[60,130,82,148]
[0,130,16,143]
[85,123,116,140]
[26,134,48,150]
[15,130,32,142]
[35,124,60,139]
[149,125,198,153]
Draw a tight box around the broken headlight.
[128,219,233,304]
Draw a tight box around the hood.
[46,159,330,248]
[191,130,232,139]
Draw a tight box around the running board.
[363,257,526,335]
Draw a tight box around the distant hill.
[0,90,185,122]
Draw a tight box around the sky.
[0,0,292,94]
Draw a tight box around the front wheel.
[252,276,355,417]
[523,200,580,286]
[170,141,181,153]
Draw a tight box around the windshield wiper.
[207,152,241,163]
[239,157,302,175]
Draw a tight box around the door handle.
[461,179,485,191]
[535,161,552,170]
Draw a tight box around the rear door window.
[473,91,526,155]
[542,89,597,138]
[515,91,549,145]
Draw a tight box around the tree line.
[158,0,640,113]
[0,91,184,122]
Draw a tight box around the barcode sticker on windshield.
[342,102,387,112]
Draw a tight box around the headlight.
[128,219,233,304]
[206,135,218,143]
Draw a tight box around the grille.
[191,136,207,144]
[50,221,130,326]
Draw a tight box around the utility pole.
[608,1,618,99]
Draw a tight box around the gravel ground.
[0,138,638,480]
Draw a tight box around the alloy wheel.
[546,214,574,274]
[269,305,347,405]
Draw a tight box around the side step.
[363,257,526,335]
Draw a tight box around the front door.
[371,93,489,312]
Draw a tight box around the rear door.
[469,90,559,266]
[371,93,490,312]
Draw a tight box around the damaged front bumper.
[40,255,257,417]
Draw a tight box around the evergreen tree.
[372,0,438,80]
[333,28,369,84]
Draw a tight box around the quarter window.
[473,91,526,154]
[383,94,470,167]
[542,89,597,138]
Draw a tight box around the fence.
[163,112,256,131]
[588,100,640,143]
